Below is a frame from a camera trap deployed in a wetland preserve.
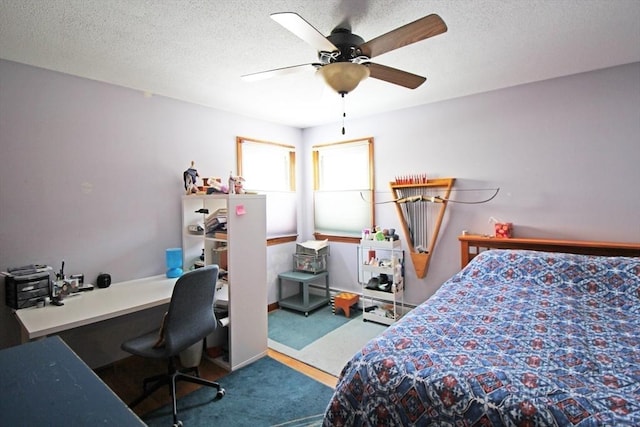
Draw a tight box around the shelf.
[204,352,230,371]
[361,264,394,275]
[362,287,403,302]
[204,236,227,243]
[182,194,266,372]
[358,242,404,326]
[360,239,401,249]
[363,311,399,326]
[277,270,330,316]
[279,293,330,316]
[214,283,229,307]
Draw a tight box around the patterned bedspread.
[323,250,640,426]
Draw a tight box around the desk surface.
[0,336,144,425]
[15,275,177,341]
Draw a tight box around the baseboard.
[268,290,417,313]
[268,301,280,312]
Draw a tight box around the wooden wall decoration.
[389,178,455,278]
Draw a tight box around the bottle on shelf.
[228,171,235,194]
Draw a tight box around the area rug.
[143,356,333,426]
[269,310,387,377]
[268,305,356,350]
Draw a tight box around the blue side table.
[278,270,330,316]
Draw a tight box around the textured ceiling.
[1,0,639,128]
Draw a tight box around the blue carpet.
[143,356,333,426]
[268,305,359,350]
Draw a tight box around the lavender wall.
[1,59,638,352]
[0,59,302,349]
[302,62,640,303]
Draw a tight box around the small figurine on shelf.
[183,161,200,194]
[227,172,246,194]
[234,176,245,194]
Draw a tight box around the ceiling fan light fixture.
[318,62,370,95]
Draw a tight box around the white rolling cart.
[358,239,405,325]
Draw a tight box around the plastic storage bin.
[5,272,50,309]
[293,254,327,274]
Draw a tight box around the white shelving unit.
[358,239,405,326]
[181,194,267,371]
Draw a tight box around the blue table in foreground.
[0,336,144,426]
[277,270,330,316]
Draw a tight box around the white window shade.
[238,137,296,239]
[317,143,370,190]
[241,143,292,192]
[265,191,297,237]
[312,137,374,237]
[314,190,373,237]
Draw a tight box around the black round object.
[97,273,111,288]
[366,277,379,290]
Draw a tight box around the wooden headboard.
[459,235,640,268]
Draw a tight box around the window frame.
[236,136,297,244]
[312,137,375,243]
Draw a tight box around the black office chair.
[121,265,225,427]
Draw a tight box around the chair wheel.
[173,421,183,427]
[215,388,226,400]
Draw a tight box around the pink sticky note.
[236,204,246,216]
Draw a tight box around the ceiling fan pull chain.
[341,93,346,135]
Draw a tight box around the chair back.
[163,264,219,354]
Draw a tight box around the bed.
[323,237,640,426]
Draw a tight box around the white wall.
[303,63,640,303]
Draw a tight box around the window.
[312,137,374,242]
[237,137,297,241]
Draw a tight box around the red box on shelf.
[494,222,513,238]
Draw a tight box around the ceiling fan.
[242,12,448,96]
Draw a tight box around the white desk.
[15,275,177,343]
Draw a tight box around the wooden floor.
[97,348,338,418]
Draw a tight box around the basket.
[293,253,328,274]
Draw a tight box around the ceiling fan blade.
[367,63,426,89]
[271,12,337,52]
[360,14,447,59]
[241,64,318,82]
